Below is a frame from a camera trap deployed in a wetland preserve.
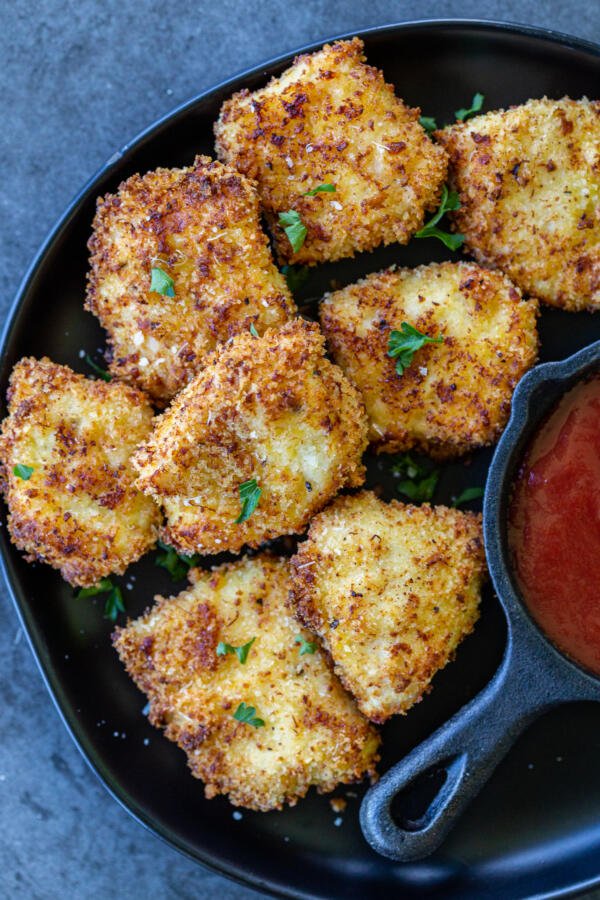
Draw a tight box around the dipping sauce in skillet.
[509,374,600,675]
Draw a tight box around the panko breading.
[319,261,539,458]
[215,38,447,265]
[86,155,295,404]
[290,492,486,723]
[132,319,368,555]
[0,358,160,587]
[113,554,380,810]
[437,97,600,312]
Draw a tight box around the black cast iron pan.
[361,341,600,861]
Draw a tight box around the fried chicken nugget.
[290,491,486,723]
[319,261,539,458]
[215,38,447,265]
[437,97,600,312]
[0,358,160,587]
[113,553,380,810]
[86,155,295,404]
[132,319,368,555]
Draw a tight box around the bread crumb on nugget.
[132,319,368,555]
[215,37,447,265]
[437,97,600,312]
[290,491,486,723]
[113,553,380,810]
[320,261,539,458]
[86,155,295,404]
[0,358,160,587]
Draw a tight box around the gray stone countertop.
[1,2,599,897]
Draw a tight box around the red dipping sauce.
[509,374,600,675]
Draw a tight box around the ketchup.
[509,374,600,675]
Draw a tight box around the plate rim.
[3,17,600,900]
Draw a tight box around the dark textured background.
[2,2,600,898]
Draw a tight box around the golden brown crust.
[113,553,380,810]
[437,97,600,311]
[289,491,486,723]
[215,37,447,265]
[86,155,295,404]
[132,319,368,555]
[0,358,160,586]
[319,261,539,458]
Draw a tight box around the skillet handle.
[360,627,574,861]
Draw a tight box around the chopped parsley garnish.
[217,637,256,664]
[419,115,437,133]
[415,184,464,250]
[295,635,317,655]
[76,578,114,598]
[388,323,444,376]
[233,702,265,728]
[76,578,125,622]
[281,264,309,294]
[235,478,262,524]
[455,92,485,122]
[392,453,440,503]
[84,354,111,381]
[103,586,126,622]
[150,266,175,297]
[249,323,259,338]
[452,486,485,507]
[278,210,307,253]
[13,464,34,480]
[155,540,200,581]
[303,183,336,196]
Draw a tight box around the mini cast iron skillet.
[361,340,600,861]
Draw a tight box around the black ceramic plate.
[3,19,600,900]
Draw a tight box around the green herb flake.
[249,323,259,338]
[415,184,464,250]
[278,210,307,254]
[76,578,125,622]
[233,701,265,728]
[398,470,439,503]
[150,266,175,297]
[84,354,111,381]
[76,577,114,598]
[452,486,485,507]
[281,264,309,294]
[217,637,256,664]
[103,585,126,622]
[455,92,485,122]
[294,634,317,656]
[155,540,200,581]
[13,464,34,480]
[303,183,336,197]
[235,478,262,524]
[419,115,438,133]
[388,323,444,376]
[391,453,440,504]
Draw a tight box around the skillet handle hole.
[390,756,463,832]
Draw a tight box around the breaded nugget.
[113,553,379,810]
[319,261,538,458]
[215,37,447,265]
[132,319,368,555]
[290,492,486,723]
[437,97,600,312]
[86,155,295,404]
[0,358,160,586]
